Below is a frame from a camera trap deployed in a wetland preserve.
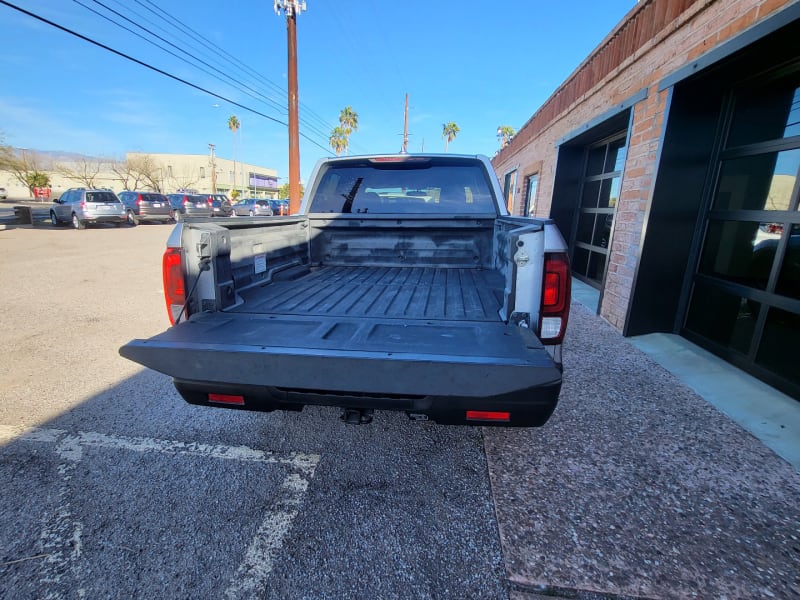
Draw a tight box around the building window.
[199,167,205,179]
[166,165,173,178]
[503,169,517,213]
[524,173,539,217]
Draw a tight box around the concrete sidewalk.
[485,300,800,599]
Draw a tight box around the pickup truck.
[120,154,571,426]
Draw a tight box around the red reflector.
[208,393,245,405]
[466,410,510,422]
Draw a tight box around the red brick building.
[492,0,800,398]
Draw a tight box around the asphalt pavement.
[0,223,798,599]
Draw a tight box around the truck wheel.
[127,211,138,226]
[72,214,85,230]
[50,212,59,227]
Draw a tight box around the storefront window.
[714,149,800,211]
[776,224,800,300]
[728,75,800,147]
[686,281,759,356]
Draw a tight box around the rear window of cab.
[308,158,497,214]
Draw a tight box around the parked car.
[166,193,213,220]
[0,187,7,200]
[118,191,173,225]
[50,188,126,229]
[197,193,233,217]
[231,198,274,217]
[269,198,290,215]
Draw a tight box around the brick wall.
[492,0,797,332]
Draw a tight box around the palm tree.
[228,115,240,194]
[497,125,515,148]
[329,126,348,156]
[338,106,358,155]
[442,121,460,152]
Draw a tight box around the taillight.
[208,393,245,405]
[538,252,571,344]
[466,410,511,422]
[182,196,189,205]
[162,247,186,325]
[136,194,142,205]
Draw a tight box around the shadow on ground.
[0,368,507,599]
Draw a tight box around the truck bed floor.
[231,265,505,322]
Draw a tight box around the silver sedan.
[230,198,274,217]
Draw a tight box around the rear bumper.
[172,376,562,427]
[138,211,173,222]
[84,215,126,223]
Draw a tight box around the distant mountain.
[11,148,107,162]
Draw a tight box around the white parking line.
[0,424,321,597]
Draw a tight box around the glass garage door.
[571,134,627,288]
[684,66,800,398]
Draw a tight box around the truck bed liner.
[231,265,505,322]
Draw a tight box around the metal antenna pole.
[209,143,217,193]
[274,0,306,214]
[402,93,409,154]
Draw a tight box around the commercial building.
[0,152,279,199]
[126,153,279,198]
[492,0,800,399]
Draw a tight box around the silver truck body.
[120,154,570,426]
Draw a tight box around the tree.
[228,115,240,194]
[497,125,516,148]
[56,157,108,189]
[278,181,303,198]
[442,121,460,152]
[111,154,164,191]
[2,148,51,198]
[329,126,348,156]
[338,106,358,155]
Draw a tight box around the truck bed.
[230,265,505,322]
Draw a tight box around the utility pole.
[401,93,409,154]
[274,0,306,214]
[208,143,217,193]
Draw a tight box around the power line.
[81,0,288,116]
[72,0,285,125]
[133,0,338,137]
[0,0,333,155]
[74,0,335,144]
[88,0,334,145]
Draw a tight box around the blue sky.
[0,0,635,184]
